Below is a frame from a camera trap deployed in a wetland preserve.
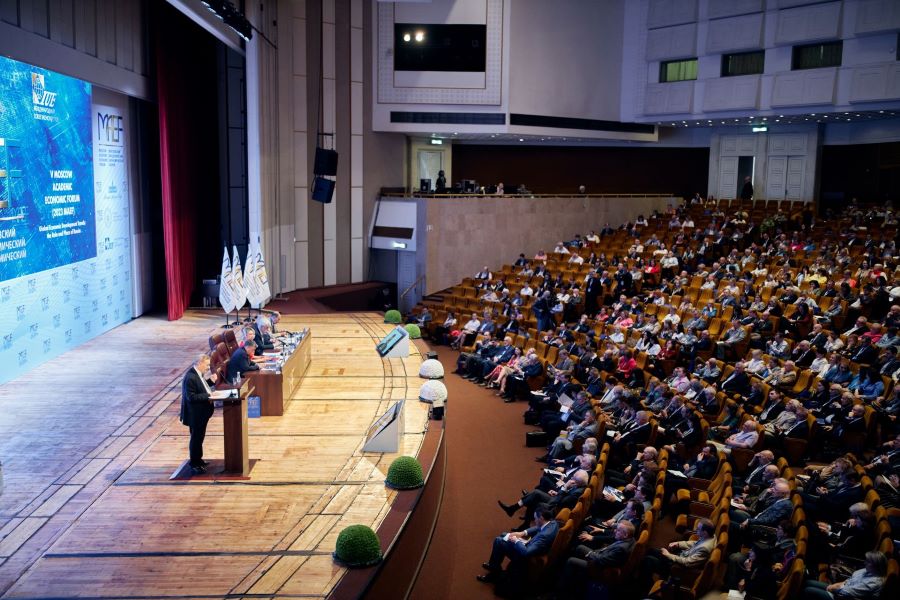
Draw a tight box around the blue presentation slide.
[0,55,95,282]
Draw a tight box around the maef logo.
[31,73,57,108]
[98,113,123,144]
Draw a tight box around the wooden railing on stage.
[327,341,447,600]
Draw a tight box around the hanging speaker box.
[312,176,335,203]
[314,147,338,176]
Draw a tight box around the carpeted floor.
[410,345,546,600]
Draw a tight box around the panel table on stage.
[246,329,312,416]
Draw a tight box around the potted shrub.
[385,456,424,490]
[333,524,382,568]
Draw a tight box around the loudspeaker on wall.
[314,147,338,176]
[311,176,335,203]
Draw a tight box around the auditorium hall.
[0,1,899,599]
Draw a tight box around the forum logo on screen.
[31,72,57,122]
[31,73,56,106]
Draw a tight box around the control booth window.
[792,41,842,70]
[394,24,487,72]
[721,50,765,77]
[659,58,697,83]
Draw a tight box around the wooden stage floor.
[0,312,429,599]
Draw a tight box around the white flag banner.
[245,247,261,308]
[218,247,235,313]
[256,246,271,304]
[232,245,247,311]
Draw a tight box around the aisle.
[410,345,546,600]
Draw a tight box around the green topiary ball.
[333,524,382,568]
[405,324,422,339]
[384,309,402,324]
[385,456,424,490]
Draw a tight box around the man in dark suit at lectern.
[227,339,260,383]
[180,353,217,475]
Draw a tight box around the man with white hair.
[179,353,218,475]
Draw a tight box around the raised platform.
[0,312,436,599]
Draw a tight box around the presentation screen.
[0,55,96,280]
[0,57,132,385]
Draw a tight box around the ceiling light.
[519,138,524,142]
[414,31,424,42]
[879,110,885,114]
[775,119,780,122]
[403,33,411,42]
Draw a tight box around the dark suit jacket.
[253,325,275,351]
[587,538,635,568]
[549,485,587,511]
[516,521,560,558]
[226,347,260,382]
[180,368,213,426]
[617,422,651,448]
[721,371,751,396]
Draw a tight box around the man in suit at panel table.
[477,506,560,584]
[226,339,260,383]
[252,317,276,352]
[179,353,218,475]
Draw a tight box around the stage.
[0,312,430,598]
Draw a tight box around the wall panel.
[855,0,900,35]
[647,0,697,29]
[771,68,837,106]
[849,64,900,103]
[646,23,697,60]
[706,13,764,54]
[645,81,694,115]
[707,0,764,19]
[702,75,761,111]
[774,2,842,46]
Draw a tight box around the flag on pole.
[232,245,247,311]
[218,247,235,313]
[256,245,271,305]
[245,247,260,308]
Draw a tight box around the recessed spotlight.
[721,121,725,124]
[734,119,739,122]
[810,114,815,116]
[519,138,524,142]
[775,119,780,122]
[779,115,784,118]
[762,117,767,121]
[844,112,849,115]
[403,33,411,42]
[414,31,424,42]
[879,110,885,114]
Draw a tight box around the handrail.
[399,274,426,301]
[381,192,676,199]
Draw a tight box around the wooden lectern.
[221,379,252,476]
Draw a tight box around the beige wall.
[423,195,676,294]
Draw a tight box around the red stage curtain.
[153,2,221,320]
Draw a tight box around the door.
[786,157,804,201]
[766,156,787,201]
[737,156,754,199]
[717,156,738,199]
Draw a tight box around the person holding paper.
[179,353,217,475]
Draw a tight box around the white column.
[350,0,364,282]
[322,0,337,285]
